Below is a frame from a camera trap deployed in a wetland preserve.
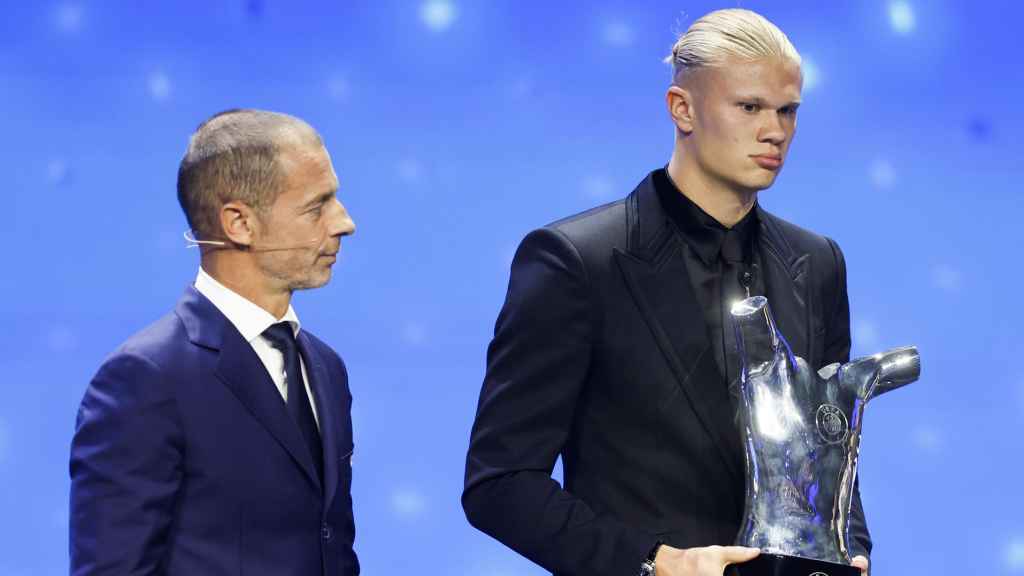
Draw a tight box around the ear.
[666,85,696,134]
[219,201,259,248]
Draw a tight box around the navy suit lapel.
[614,177,745,483]
[296,333,344,511]
[176,285,322,492]
[215,325,323,492]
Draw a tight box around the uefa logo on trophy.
[730,296,920,576]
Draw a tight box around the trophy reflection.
[730,296,919,576]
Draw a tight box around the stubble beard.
[258,252,331,294]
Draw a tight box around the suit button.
[321,522,333,541]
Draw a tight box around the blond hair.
[665,9,801,83]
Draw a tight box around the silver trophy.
[730,296,919,576]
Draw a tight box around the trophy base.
[728,552,859,576]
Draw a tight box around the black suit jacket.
[463,172,871,576]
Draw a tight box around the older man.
[463,9,871,576]
[70,109,359,575]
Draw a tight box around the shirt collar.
[653,167,759,266]
[194,267,301,343]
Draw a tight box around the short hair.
[177,108,323,240]
[665,9,801,84]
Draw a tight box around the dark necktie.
[263,322,324,483]
[720,230,749,388]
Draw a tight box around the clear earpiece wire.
[184,230,227,248]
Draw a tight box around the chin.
[739,173,779,192]
[313,268,333,287]
[290,270,332,291]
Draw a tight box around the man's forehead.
[700,58,802,98]
[277,143,332,174]
[278,145,337,188]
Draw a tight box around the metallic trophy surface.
[730,296,919,576]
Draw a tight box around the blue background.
[3,1,1022,574]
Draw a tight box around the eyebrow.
[299,188,336,211]
[737,96,802,108]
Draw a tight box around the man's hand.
[654,544,760,576]
[851,555,869,575]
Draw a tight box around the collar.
[652,167,758,266]
[194,267,301,343]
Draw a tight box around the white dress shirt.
[194,268,320,428]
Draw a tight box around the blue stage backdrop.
[3,1,1022,574]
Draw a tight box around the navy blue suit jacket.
[70,286,358,575]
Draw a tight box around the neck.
[201,252,292,319]
[667,146,757,228]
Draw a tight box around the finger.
[717,546,761,563]
[851,555,870,574]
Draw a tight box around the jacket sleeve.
[328,350,360,576]
[462,227,657,576]
[824,237,873,561]
[69,351,184,576]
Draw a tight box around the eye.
[779,105,798,117]
[740,102,760,113]
[308,204,324,218]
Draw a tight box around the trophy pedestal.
[730,553,859,576]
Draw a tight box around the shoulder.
[545,198,627,253]
[100,311,190,378]
[79,312,190,426]
[761,209,837,252]
[512,198,627,273]
[301,330,348,376]
[759,208,845,271]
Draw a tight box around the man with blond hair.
[464,9,871,576]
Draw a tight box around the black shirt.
[652,168,764,388]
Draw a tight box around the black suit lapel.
[297,334,345,511]
[757,209,812,364]
[216,326,323,492]
[615,178,745,482]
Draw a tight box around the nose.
[758,112,787,146]
[327,198,356,237]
